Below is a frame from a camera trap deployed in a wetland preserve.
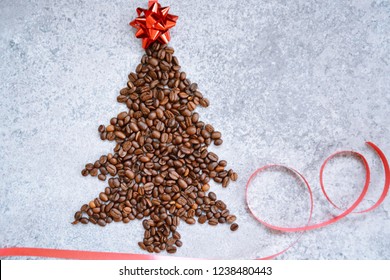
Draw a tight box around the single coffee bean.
[208,192,217,201]
[114,131,126,139]
[199,98,210,107]
[149,58,158,67]
[138,242,146,250]
[110,208,122,219]
[230,223,239,231]
[99,193,108,202]
[198,215,207,224]
[143,220,150,230]
[208,218,218,226]
[125,170,135,179]
[222,177,230,188]
[230,172,238,181]
[90,168,98,176]
[215,200,226,210]
[98,125,105,133]
[106,164,117,175]
[226,215,237,224]
[166,245,177,254]
[154,175,164,185]
[186,126,196,135]
[74,211,82,221]
[177,178,187,189]
[106,125,115,132]
[201,184,210,192]
[185,218,195,225]
[208,152,219,162]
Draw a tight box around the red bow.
[130,0,178,49]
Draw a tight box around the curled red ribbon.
[246,141,390,259]
[130,0,178,49]
[0,142,388,259]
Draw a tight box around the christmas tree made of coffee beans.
[74,42,238,254]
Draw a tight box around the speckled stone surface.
[1,0,389,260]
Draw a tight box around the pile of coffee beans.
[73,42,238,254]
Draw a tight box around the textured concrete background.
[1,0,390,259]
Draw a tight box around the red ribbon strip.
[0,247,184,260]
[246,141,389,259]
[0,142,388,260]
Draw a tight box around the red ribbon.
[0,247,160,260]
[130,0,178,49]
[246,141,389,259]
[0,141,388,260]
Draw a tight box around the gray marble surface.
[1,0,389,259]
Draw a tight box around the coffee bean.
[198,215,207,224]
[226,215,237,224]
[177,178,187,189]
[114,131,126,139]
[222,177,230,188]
[211,131,221,139]
[230,223,239,231]
[185,218,195,224]
[140,156,150,163]
[199,98,210,107]
[149,58,158,67]
[201,184,210,192]
[208,218,218,226]
[167,245,177,254]
[138,242,146,250]
[154,175,164,185]
[169,170,180,180]
[187,101,196,111]
[186,126,196,135]
[215,200,226,210]
[208,192,217,201]
[143,220,150,230]
[106,164,117,175]
[208,152,219,162]
[138,122,148,131]
[110,208,122,219]
[106,125,115,132]
[180,146,192,154]
[74,211,82,221]
[230,172,238,181]
[90,168,98,176]
[125,170,135,179]
[144,182,154,192]
[99,193,108,202]
[161,194,171,201]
